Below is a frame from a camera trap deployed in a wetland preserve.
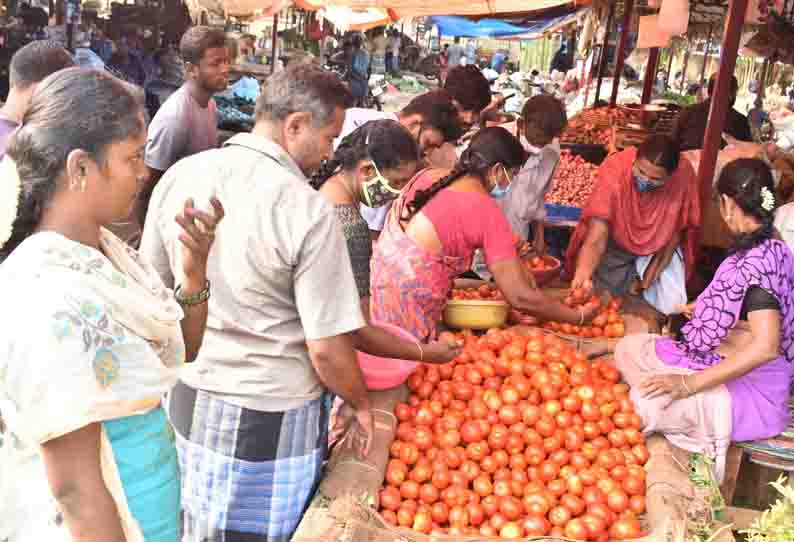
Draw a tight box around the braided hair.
[716,158,778,252]
[402,126,526,222]
[310,119,418,190]
[0,69,144,262]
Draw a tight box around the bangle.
[578,307,585,326]
[681,375,693,395]
[174,280,210,307]
[415,341,424,362]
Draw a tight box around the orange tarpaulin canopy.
[222,0,585,25]
[300,0,584,18]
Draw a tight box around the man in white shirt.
[140,64,373,542]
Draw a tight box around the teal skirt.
[104,407,181,542]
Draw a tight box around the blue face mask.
[490,165,513,200]
[633,172,663,193]
[491,185,509,199]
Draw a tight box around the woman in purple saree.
[615,158,794,481]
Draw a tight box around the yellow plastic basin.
[443,299,509,330]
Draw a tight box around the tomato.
[413,427,434,451]
[466,442,489,463]
[496,495,522,521]
[547,478,567,498]
[629,495,646,515]
[499,522,524,539]
[607,489,630,514]
[588,502,615,525]
[623,475,645,497]
[460,421,482,444]
[472,474,493,497]
[566,474,585,496]
[419,483,440,505]
[386,464,407,487]
[498,404,521,426]
[396,507,415,527]
[609,517,643,540]
[400,480,420,501]
[399,442,420,466]
[564,518,590,540]
[481,495,500,517]
[410,464,432,484]
[427,500,448,524]
[412,510,433,533]
[379,486,402,511]
[452,382,474,401]
[581,513,608,539]
[548,505,573,526]
[460,460,481,482]
[492,449,510,468]
[493,479,512,498]
[396,422,415,442]
[560,494,586,517]
[632,444,650,465]
[448,505,470,527]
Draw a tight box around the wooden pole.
[642,48,660,104]
[759,58,769,100]
[610,0,634,107]
[680,39,691,93]
[696,0,749,236]
[594,2,615,105]
[699,24,715,86]
[271,13,279,74]
[665,44,675,90]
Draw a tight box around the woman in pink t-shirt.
[371,127,598,341]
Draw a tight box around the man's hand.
[332,404,375,460]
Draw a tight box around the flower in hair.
[0,156,21,250]
[760,186,775,212]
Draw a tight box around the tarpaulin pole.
[664,44,674,90]
[642,48,660,104]
[699,23,714,85]
[680,38,691,92]
[593,2,615,105]
[696,0,748,241]
[610,0,633,107]
[271,13,279,74]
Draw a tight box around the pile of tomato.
[526,256,556,272]
[451,284,506,301]
[541,289,627,339]
[378,328,647,540]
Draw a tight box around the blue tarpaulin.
[430,9,586,39]
[429,16,533,38]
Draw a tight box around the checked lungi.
[168,382,330,542]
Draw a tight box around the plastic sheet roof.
[222,0,586,21]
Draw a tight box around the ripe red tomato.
[560,494,586,517]
[379,486,402,511]
[629,495,646,515]
[607,489,630,514]
[400,480,420,501]
[548,505,573,527]
[623,475,645,497]
[564,518,590,540]
[609,517,643,540]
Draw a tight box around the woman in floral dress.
[0,69,222,541]
[615,158,794,481]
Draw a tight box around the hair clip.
[760,186,775,212]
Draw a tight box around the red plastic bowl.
[357,322,420,390]
[525,254,562,286]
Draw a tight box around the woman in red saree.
[566,135,701,314]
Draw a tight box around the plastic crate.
[545,203,582,222]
